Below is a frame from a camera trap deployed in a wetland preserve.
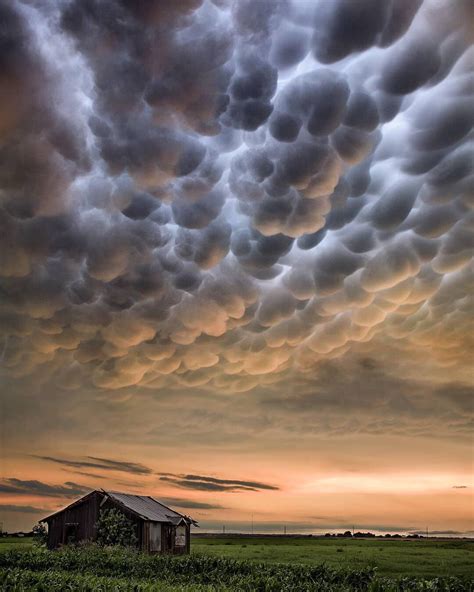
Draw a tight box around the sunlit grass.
[191,536,474,578]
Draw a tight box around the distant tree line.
[324,531,424,538]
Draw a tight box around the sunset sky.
[0,0,473,536]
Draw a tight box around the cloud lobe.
[0,0,471,411]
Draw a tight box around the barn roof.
[106,491,187,524]
[41,490,197,525]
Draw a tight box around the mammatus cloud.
[35,455,152,475]
[0,2,472,539]
[0,0,472,398]
[0,479,90,498]
[159,473,279,492]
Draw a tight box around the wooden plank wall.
[46,492,100,549]
[46,493,191,554]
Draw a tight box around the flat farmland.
[0,537,33,552]
[191,535,474,578]
[0,535,472,590]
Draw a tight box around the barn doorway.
[149,523,161,552]
[64,523,78,544]
[166,525,173,551]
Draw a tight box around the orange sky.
[2,367,473,534]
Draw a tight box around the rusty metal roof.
[41,490,197,525]
[107,491,187,524]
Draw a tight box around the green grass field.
[2,535,473,579]
[0,537,33,552]
[191,536,474,578]
[1,543,472,591]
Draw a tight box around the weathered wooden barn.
[41,490,197,554]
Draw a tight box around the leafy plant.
[95,508,138,548]
[32,523,47,547]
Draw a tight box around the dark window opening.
[166,526,173,550]
[64,523,78,544]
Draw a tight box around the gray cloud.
[159,473,279,493]
[35,455,152,475]
[0,0,471,399]
[160,498,226,510]
[0,479,90,498]
[63,470,107,480]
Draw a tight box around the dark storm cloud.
[0,0,471,405]
[35,455,152,475]
[65,470,107,480]
[311,0,423,64]
[0,479,89,498]
[160,473,279,492]
[0,2,91,220]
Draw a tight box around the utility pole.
[251,514,254,535]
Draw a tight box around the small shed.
[41,490,197,554]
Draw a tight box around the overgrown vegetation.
[96,508,138,548]
[0,546,472,591]
[0,568,209,592]
[31,523,47,547]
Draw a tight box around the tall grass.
[0,546,471,591]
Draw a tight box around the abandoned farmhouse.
[41,490,197,554]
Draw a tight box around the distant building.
[41,490,197,554]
